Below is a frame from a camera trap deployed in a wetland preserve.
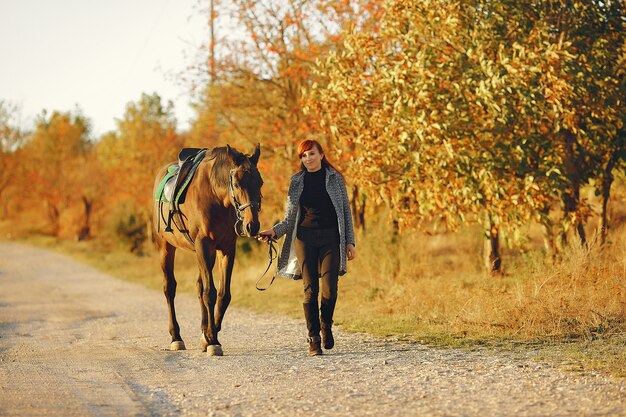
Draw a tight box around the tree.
[578,2,626,245]
[312,0,626,270]
[0,101,25,218]
[21,110,91,235]
[189,0,382,215]
[531,0,626,248]
[95,93,182,249]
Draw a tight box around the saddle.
[155,147,208,235]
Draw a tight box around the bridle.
[229,168,261,237]
[228,167,276,291]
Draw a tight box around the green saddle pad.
[155,148,208,204]
[155,164,179,203]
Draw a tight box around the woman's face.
[301,146,324,172]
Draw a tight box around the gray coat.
[272,167,355,279]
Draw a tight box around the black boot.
[321,320,334,350]
[307,335,322,356]
[303,302,322,355]
[320,298,336,350]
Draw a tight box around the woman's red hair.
[297,139,342,175]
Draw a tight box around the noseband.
[229,168,261,236]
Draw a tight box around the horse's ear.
[250,143,261,166]
[226,144,237,164]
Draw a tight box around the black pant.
[295,227,340,337]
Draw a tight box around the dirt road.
[0,242,624,417]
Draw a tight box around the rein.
[254,237,278,291]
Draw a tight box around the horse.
[152,144,262,356]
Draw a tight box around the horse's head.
[227,144,263,237]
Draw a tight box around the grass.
[3,218,625,378]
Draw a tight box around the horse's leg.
[196,273,209,352]
[161,242,185,350]
[195,237,222,356]
[215,245,235,333]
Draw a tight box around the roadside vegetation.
[3,201,624,377]
[1,0,624,377]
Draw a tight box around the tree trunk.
[483,214,502,274]
[351,184,366,232]
[0,175,11,219]
[77,196,93,241]
[46,201,60,237]
[599,159,615,246]
[539,206,561,259]
[0,188,6,220]
[391,217,400,243]
[561,130,586,247]
[561,186,587,247]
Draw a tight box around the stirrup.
[164,211,174,232]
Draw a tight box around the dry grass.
[2,214,624,377]
[228,221,625,376]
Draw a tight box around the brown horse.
[152,144,262,355]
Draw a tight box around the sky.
[0,0,209,137]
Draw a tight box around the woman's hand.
[258,229,277,242]
[347,244,356,261]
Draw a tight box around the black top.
[298,168,338,230]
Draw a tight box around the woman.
[259,139,356,356]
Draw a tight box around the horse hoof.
[200,338,209,352]
[207,345,223,356]
[170,341,186,351]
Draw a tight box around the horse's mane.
[207,146,253,188]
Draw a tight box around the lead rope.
[255,237,278,291]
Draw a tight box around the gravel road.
[0,242,624,417]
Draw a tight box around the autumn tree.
[20,110,91,236]
[0,100,25,218]
[310,0,546,270]
[568,1,626,245]
[189,0,382,217]
[312,0,626,270]
[95,93,182,249]
[522,0,626,248]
